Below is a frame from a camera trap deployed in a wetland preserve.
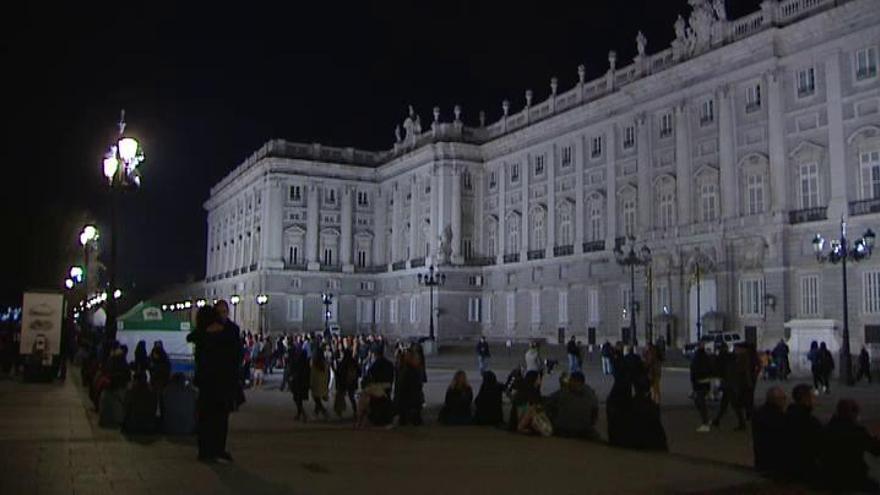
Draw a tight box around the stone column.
[409,175,419,263]
[521,155,530,260]
[497,163,507,264]
[767,69,788,214]
[636,114,652,231]
[546,145,557,258]
[475,170,484,257]
[675,102,692,227]
[261,179,284,269]
[305,181,320,270]
[574,138,585,253]
[341,184,354,272]
[825,51,847,219]
[391,182,401,263]
[373,187,386,267]
[430,166,441,260]
[605,128,618,249]
[718,85,738,218]
[451,165,463,264]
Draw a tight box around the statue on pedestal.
[437,224,453,265]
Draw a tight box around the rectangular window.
[357,249,367,268]
[489,171,497,190]
[375,298,382,324]
[796,67,816,97]
[655,284,670,314]
[323,248,334,266]
[739,277,765,317]
[357,191,369,207]
[799,162,820,209]
[588,288,600,324]
[531,291,541,324]
[506,292,516,326]
[866,325,880,345]
[700,98,714,125]
[747,174,765,215]
[659,192,675,228]
[463,239,473,260]
[359,281,375,291]
[558,290,568,324]
[389,298,398,324]
[468,297,481,322]
[463,172,473,190]
[623,199,636,237]
[483,294,493,323]
[533,154,545,176]
[860,151,880,199]
[855,47,878,81]
[591,136,603,158]
[590,203,603,242]
[325,188,337,205]
[800,275,819,316]
[357,298,374,324]
[510,163,520,183]
[659,112,674,138]
[746,83,762,112]
[561,145,573,168]
[287,296,303,322]
[864,270,880,314]
[289,185,302,202]
[623,125,636,149]
[410,296,418,323]
[700,183,718,222]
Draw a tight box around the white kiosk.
[783,319,841,376]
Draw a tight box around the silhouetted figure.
[474,371,504,426]
[782,384,823,482]
[440,370,473,425]
[751,386,787,477]
[820,399,880,492]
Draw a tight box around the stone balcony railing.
[789,206,828,225]
[503,253,520,264]
[583,240,605,253]
[850,198,880,217]
[464,256,496,266]
[554,245,574,257]
[391,261,407,271]
[527,249,545,260]
[410,257,426,268]
[355,265,387,274]
[284,262,308,271]
[319,264,342,272]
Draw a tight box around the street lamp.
[64,279,75,290]
[256,294,269,334]
[614,237,651,347]
[230,295,240,323]
[101,110,144,341]
[79,225,99,295]
[417,265,445,340]
[812,217,875,386]
[321,292,334,337]
[69,266,84,284]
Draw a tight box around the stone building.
[201,0,880,352]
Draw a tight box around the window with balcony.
[746,83,762,112]
[511,163,520,183]
[860,150,880,199]
[591,136,603,158]
[700,182,718,222]
[796,67,816,98]
[623,198,636,237]
[799,162,820,209]
[855,47,878,81]
[659,113,673,138]
[747,173,765,215]
[589,201,603,242]
[623,125,636,149]
[289,185,302,202]
[533,154,545,176]
[561,145,573,168]
[699,98,714,125]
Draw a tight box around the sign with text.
[20,292,64,356]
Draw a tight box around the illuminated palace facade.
[202,0,880,350]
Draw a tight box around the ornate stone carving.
[438,224,453,264]
[636,31,647,58]
[578,64,586,84]
[673,1,727,60]
[738,236,768,270]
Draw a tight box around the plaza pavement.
[1,346,878,494]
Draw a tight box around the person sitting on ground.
[504,366,524,400]
[161,372,197,435]
[356,347,395,428]
[473,371,504,426]
[751,386,788,478]
[395,346,424,426]
[514,371,552,436]
[545,371,599,440]
[820,399,880,492]
[524,342,541,373]
[628,378,668,451]
[782,383,823,482]
[440,370,473,425]
[122,371,158,434]
[508,370,541,431]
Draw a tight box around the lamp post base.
[420,338,437,356]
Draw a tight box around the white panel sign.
[21,292,65,356]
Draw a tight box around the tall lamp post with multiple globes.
[417,265,445,341]
[614,237,651,347]
[79,225,99,294]
[321,292,334,337]
[812,217,875,386]
[256,294,269,334]
[101,110,144,340]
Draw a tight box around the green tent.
[117,302,193,361]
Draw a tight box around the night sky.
[1,0,761,306]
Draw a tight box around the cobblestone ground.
[1,348,878,494]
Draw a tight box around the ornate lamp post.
[230,294,240,322]
[812,217,875,386]
[321,292,334,337]
[417,265,445,340]
[79,225,99,295]
[256,294,269,334]
[101,110,144,340]
[614,237,651,347]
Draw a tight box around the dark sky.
[0,0,761,306]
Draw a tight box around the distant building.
[202,0,880,350]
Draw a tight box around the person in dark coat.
[782,383,823,481]
[606,345,634,446]
[628,378,668,451]
[288,343,311,421]
[122,371,158,434]
[357,347,395,427]
[820,399,880,492]
[149,341,171,392]
[335,348,359,417]
[771,339,790,381]
[161,372,197,435]
[395,347,424,426]
[817,342,834,394]
[215,300,244,408]
[690,342,713,432]
[807,341,821,392]
[187,305,239,463]
[474,371,504,426]
[440,370,473,425]
[856,346,872,384]
[713,344,745,430]
[133,340,149,374]
[751,386,787,477]
[546,371,599,440]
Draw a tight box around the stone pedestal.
[421,338,437,356]
[784,319,841,375]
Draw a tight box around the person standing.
[524,341,541,374]
[690,342,713,433]
[600,341,613,376]
[771,339,790,381]
[807,341,821,392]
[476,337,491,375]
[856,346,872,384]
[817,342,834,394]
[288,342,311,422]
[310,348,330,420]
[187,305,239,463]
[566,336,582,374]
